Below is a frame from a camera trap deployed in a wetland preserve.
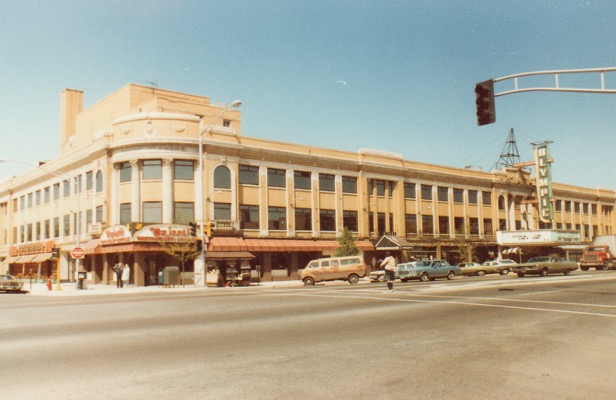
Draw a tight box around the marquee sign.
[534,143,554,223]
[497,230,580,245]
[134,224,193,242]
[100,225,132,245]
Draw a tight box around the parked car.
[0,274,23,293]
[300,255,367,285]
[458,262,492,277]
[397,260,461,282]
[512,256,578,277]
[478,259,516,275]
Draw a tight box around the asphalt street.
[2,272,616,400]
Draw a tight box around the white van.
[300,256,367,285]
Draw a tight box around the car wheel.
[447,271,455,280]
[517,272,525,278]
[400,279,408,283]
[476,270,486,277]
[540,268,549,277]
[581,266,589,271]
[419,273,429,282]
[564,270,571,276]
[303,277,315,286]
[347,274,359,284]
[500,269,510,275]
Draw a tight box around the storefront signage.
[534,143,554,223]
[100,225,132,245]
[134,224,192,242]
[10,241,55,256]
[497,230,580,245]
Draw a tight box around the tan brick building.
[1,84,614,286]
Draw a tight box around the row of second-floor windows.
[12,207,103,244]
[119,202,195,226]
[119,160,194,183]
[14,170,104,212]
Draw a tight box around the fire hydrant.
[46,278,52,291]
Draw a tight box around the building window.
[377,212,386,234]
[268,206,286,230]
[119,162,132,183]
[438,187,449,202]
[482,191,491,205]
[454,217,465,234]
[405,214,417,234]
[404,183,416,199]
[143,160,162,180]
[19,196,25,211]
[483,218,493,235]
[376,180,385,196]
[343,210,358,232]
[469,218,479,235]
[63,180,71,198]
[421,185,432,201]
[294,171,311,190]
[213,165,231,189]
[320,209,336,231]
[453,189,464,203]
[142,201,162,223]
[239,165,259,185]
[44,219,50,239]
[342,176,357,194]
[63,214,71,237]
[239,204,259,229]
[555,200,562,211]
[96,206,103,222]
[53,183,60,200]
[422,215,433,235]
[468,190,478,204]
[295,208,312,231]
[27,193,33,208]
[86,171,93,191]
[96,171,103,193]
[564,201,571,212]
[319,173,335,192]
[439,216,449,235]
[214,203,231,220]
[86,209,93,227]
[222,119,231,127]
[44,187,50,203]
[268,168,286,188]
[120,203,131,225]
[174,160,194,181]
[174,202,194,225]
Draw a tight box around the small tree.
[333,227,360,257]
[160,241,199,287]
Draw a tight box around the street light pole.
[196,100,241,286]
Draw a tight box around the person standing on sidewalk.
[122,264,130,288]
[113,263,123,288]
[380,252,396,292]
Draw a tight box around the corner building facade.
[1,84,614,286]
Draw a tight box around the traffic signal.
[51,247,59,260]
[196,240,203,252]
[205,221,212,238]
[475,79,496,126]
[189,222,197,237]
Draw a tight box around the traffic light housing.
[51,247,59,260]
[196,239,203,252]
[189,222,197,237]
[205,221,212,238]
[475,79,496,126]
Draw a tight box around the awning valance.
[374,235,413,251]
[31,253,53,262]
[206,251,255,261]
[209,237,374,252]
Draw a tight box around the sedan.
[0,274,23,293]
[398,260,461,282]
[512,256,578,277]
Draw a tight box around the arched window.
[95,170,104,193]
[213,165,231,189]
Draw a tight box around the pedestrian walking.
[380,252,396,292]
[113,263,123,288]
[122,263,130,287]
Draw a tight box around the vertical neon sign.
[534,143,554,223]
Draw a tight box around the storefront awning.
[209,237,374,252]
[206,251,255,260]
[31,253,53,262]
[3,256,22,264]
[374,235,413,251]
[82,239,101,254]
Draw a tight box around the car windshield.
[499,260,516,264]
[528,257,550,262]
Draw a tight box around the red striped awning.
[208,237,374,252]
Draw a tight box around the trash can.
[77,271,87,290]
[163,266,179,287]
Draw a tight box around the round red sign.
[71,247,85,259]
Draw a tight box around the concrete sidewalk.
[18,279,308,296]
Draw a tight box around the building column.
[130,160,141,223]
[259,166,268,237]
[111,164,120,225]
[162,158,173,223]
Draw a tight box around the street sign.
[71,247,85,259]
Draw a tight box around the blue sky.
[1,0,615,190]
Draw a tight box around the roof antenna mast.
[493,128,520,170]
